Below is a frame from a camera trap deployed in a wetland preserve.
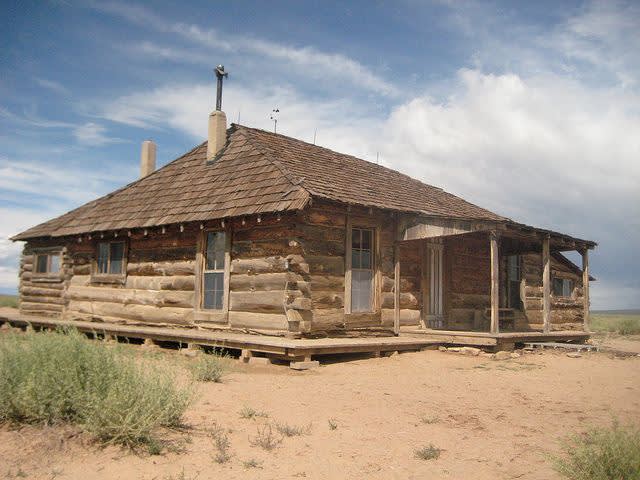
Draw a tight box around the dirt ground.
[1,338,639,480]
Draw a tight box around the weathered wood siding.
[18,241,70,318]
[64,224,198,326]
[521,253,584,330]
[444,233,491,330]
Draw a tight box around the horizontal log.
[306,255,345,276]
[125,275,195,291]
[20,286,65,297]
[228,311,289,330]
[22,264,33,272]
[66,300,193,325]
[127,261,195,276]
[303,209,346,228]
[20,281,65,290]
[229,272,290,292]
[66,286,194,308]
[287,297,312,311]
[381,292,419,309]
[20,302,63,312]
[128,246,196,263]
[309,275,344,292]
[311,291,344,309]
[232,239,299,258]
[229,290,300,313]
[70,275,91,286]
[312,309,381,328]
[381,308,421,326]
[21,295,66,305]
[448,293,490,309]
[231,257,288,275]
[382,276,420,293]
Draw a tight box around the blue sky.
[1,0,639,309]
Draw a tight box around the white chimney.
[207,64,229,161]
[140,140,156,178]
[207,110,227,160]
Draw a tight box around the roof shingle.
[12,124,506,240]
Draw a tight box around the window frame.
[31,247,63,282]
[194,228,231,323]
[345,223,378,315]
[91,240,128,284]
[552,276,574,298]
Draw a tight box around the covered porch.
[391,216,596,342]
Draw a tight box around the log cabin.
[10,76,596,345]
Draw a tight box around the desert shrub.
[415,444,441,460]
[239,406,269,419]
[189,352,231,382]
[243,458,263,469]
[250,424,282,451]
[209,423,232,463]
[328,419,338,430]
[553,422,640,480]
[275,421,311,437]
[420,415,440,424]
[0,328,192,448]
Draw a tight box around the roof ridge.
[233,123,507,220]
[237,127,314,204]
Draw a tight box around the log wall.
[521,253,585,330]
[18,241,70,318]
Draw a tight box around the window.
[96,241,125,275]
[34,252,61,275]
[351,228,374,312]
[553,277,574,297]
[203,231,226,310]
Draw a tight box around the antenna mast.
[214,65,228,111]
[270,108,279,133]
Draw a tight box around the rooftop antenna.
[376,152,379,164]
[236,110,241,124]
[214,65,228,111]
[270,108,279,133]
[313,128,317,145]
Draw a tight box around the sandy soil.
[1,346,639,480]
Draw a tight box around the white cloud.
[73,122,123,146]
[34,77,70,96]
[90,1,399,97]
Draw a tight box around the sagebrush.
[0,328,193,448]
[553,422,640,480]
[189,351,231,383]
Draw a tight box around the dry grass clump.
[209,423,232,463]
[275,421,311,437]
[239,406,269,419]
[415,444,442,461]
[189,351,232,383]
[250,424,282,451]
[0,328,192,449]
[242,458,263,469]
[553,422,640,480]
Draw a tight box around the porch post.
[542,235,551,333]
[490,231,499,334]
[393,216,401,335]
[581,248,590,333]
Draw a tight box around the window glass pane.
[203,272,224,309]
[352,269,373,312]
[352,229,362,249]
[206,232,226,270]
[109,242,124,274]
[97,243,109,274]
[360,250,371,269]
[563,280,573,297]
[552,278,563,296]
[35,254,48,273]
[49,254,61,274]
[361,230,372,250]
[352,249,360,269]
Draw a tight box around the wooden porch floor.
[0,308,590,366]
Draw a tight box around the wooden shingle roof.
[13,124,506,240]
